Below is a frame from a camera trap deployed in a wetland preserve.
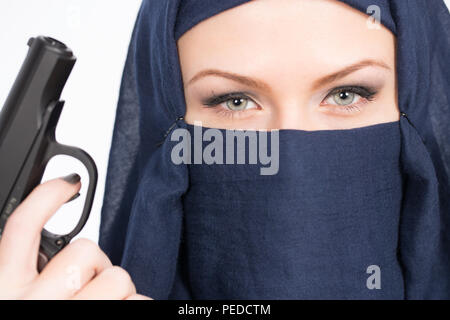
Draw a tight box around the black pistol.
[0,36,97,272]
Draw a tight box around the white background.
[0,0,449,244]
[0,0,142,243]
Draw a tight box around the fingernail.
[62,173,81,184]
[37,251,49,273]
[66,192,80,203]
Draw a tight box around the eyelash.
[321,85,377,114]
[202,86,378,117]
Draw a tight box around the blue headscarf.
[99,0,450,299]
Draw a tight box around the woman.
[1,0,448,300]
[99,0,450,299]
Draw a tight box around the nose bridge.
[269,97,312,130]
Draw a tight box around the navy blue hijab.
[99,0,450,299]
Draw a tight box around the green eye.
[333,91,356,106]
[202,92,260,112]
[226,98,249,111]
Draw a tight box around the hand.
[0,174,152,300]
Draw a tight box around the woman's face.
[177,0,399,131]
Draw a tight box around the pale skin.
[0,0,398,300]
[178,0,399,130]
[0,176,151,300]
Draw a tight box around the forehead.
[177,0,396,81]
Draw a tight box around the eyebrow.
[185,59,391,92]
[186,68,271,92]
[310,59,391,90]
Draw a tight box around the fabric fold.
[120,127,189,299]
[398,115,449,299]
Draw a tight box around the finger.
[125,294,153,300]
[24,238,112,300]
[0,174,81,275]
[71,266,136,300]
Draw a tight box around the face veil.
[99,0,450,299]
